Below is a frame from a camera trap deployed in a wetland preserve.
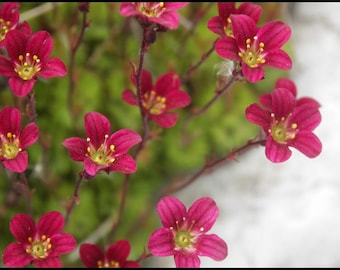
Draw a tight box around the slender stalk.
[64,170,86,226]
[107,25,153,242]
[19,172,33,216]
[162,138,266,196]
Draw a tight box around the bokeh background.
[0,3,291,267]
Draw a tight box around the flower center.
[26,235,52,259]
[14,53,42,80]
[134,2,166,18]
[0,18,12,42]
[170,217,203,252]
[0,132,21,159]
[175,230,194,249]
[97,260,120,268]
[238,36,266,68]
[86,135,115,166]
[142,90,166,115]
[268,113,298,143]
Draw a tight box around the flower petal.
[62,137,87,161]
[9,213,36,243]
[79,243,104,268]
[37,211,64,236]
[215,36,240,61]
[290,132,322,158]
[9,76,36,97]
[154,72,180,96]
[122,89,138,106]
[245,103,271,130]
[258,21,291,50]
[174,253,200,268]
[264,49,292,70]
[187,197,218,233]
[157,196,187,228]
[20,122,39,149]
[84,112,111,148]
[2,151,28,173]
[292,103,322,131]
[4,29,26,60]
[49,233,77,256]
[165,91,191,110]
[0,55,16,76]
[2,242,32,267]
[0,106,21,135]
[108,154,137,174]
[148,228,175,256]
[207,16,225,36]
[230,14,258,50]
[275,78,297,97]
[196,234,228,261]
[271,88,296,119]
[119,3,140,17]
[106,240,130,264]
[84,158,105,176]
[132,69,153,95]
[242,64,264,83]
[151,112,178,128]
[39,58,67,78]
[26,31,53,60]
[265,136,292,163]
[108,129,142,154]
[33,257,61,268]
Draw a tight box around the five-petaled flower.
[0,29,67,97]
[0,2,31,48]
[122,69,191,128]
[0,106,39,172]
[245,78,322,163]
[207,2,262,37]
[215,14,292,83]
[119,2,189,30]
[2,211,77,268]
[148,196,228,268]
[62,111,142,177]
[79,240,140,268]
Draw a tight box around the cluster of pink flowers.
[0,2,322,268]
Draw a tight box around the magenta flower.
[122,69,191,128]
[207,2,262,37]
[0,106,39,172]
[245,78,322,163]
[119,2,189,30]
[0,29,67,97]
[148,196,228,268]
[62,111,142,177]
[0,2,31,48]
[2,211,77,268]
[79,240,140,268]
[215,14,292,83]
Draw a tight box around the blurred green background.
[0,2,291,267]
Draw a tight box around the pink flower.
[215,14,292,83]
[0,2,31,48]
[0,29,67,97]
[0,106,39,172]
[79,240,140,268]
[62,111,142,177]
[122,69,191,128]
[148,196,228,268]
[245,78,322,162]
[119,2,189,30]
[2,211,77,268]
[207,2,262,37]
